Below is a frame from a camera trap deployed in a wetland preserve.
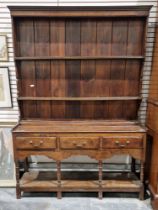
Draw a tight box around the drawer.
[15,136,57,149]
[102,136,143,149]
[60,136,99,150]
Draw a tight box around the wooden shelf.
[13,120,146,133]
[15,56,144,61]
[18,96,142,101]
[20,171,141,192]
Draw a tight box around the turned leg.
[139,160,144,200]
[15,160,21,199]
[98,160,103,199]
[131,157,136,173]
[57,161,62,199]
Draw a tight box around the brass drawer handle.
[73,142,86,148]
[119,144,125,148]
[115,140,130,147]
[29,140,43,148]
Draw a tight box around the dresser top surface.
[13,120,146,133]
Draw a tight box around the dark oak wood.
[14,12,146,119]
[102,136,143,149]
[17,96,142,101]
[9,6,150,199]
[12,120,146,133]
[8,6,152,17]
[15,136,57,149]
[12,120,146,198]
[146,25,158,210]
[15,56,144,60]
[19,171,142,193]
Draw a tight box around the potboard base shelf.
[20,171,142,193]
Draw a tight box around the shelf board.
[20,171,141,192]
[15,56,144,61]
[18,96,142,101]
[13,119,146,133]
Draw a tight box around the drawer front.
[60,136,99,149]
[15,137,57,149]
[102,136,143,149]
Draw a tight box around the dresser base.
[13,120,146,200]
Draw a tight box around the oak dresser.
[8,6,151,199]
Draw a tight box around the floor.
[0,188,152,210]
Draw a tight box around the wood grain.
[16,19,34,57]
[36,61,51,118]
[50,20,65,56]
[10,6,149,200]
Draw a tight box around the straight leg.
[15,160,21,199]
[151,198,158,210]
[23,157,29,172]
[139,160,144,200]
[98,160,103,199]
[57,161,62,199]
[131,157,136,173]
